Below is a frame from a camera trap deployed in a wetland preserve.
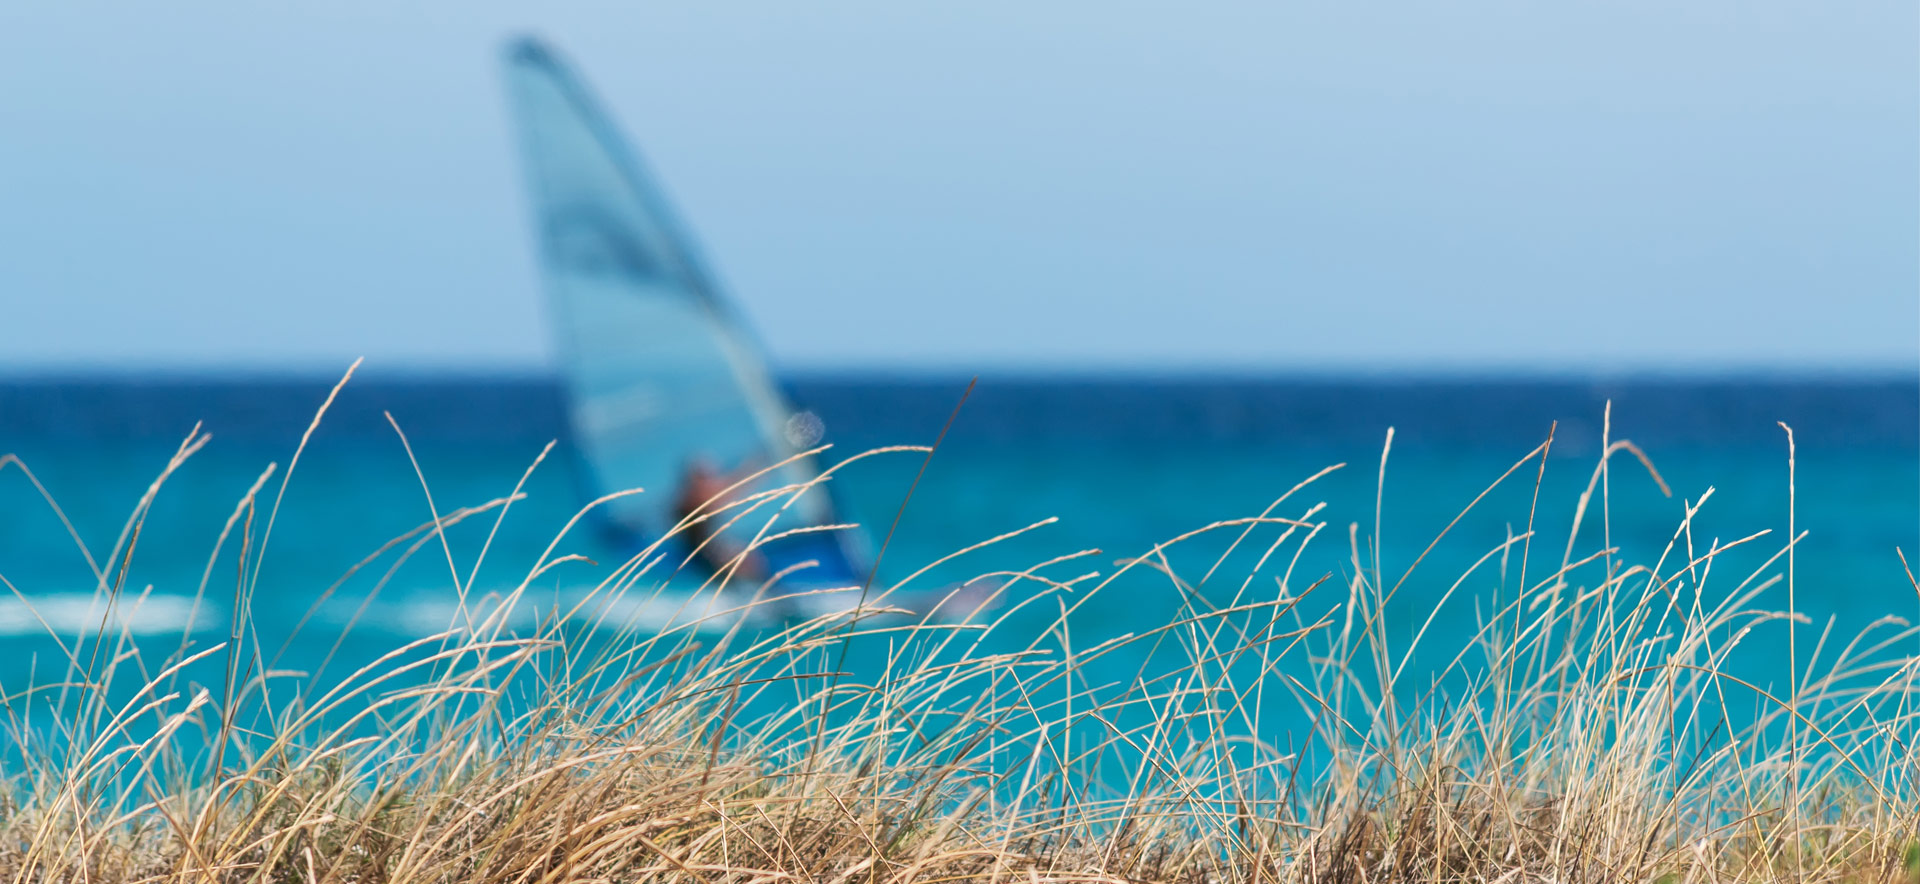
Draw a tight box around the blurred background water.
[2,373,1913,707]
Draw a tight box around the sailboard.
[500,37,868,592]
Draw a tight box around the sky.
[0,2,1914,374]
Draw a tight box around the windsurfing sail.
[501,37,861,581]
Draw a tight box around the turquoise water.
[1,374,1915,745]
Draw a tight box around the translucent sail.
[502,38,830,540]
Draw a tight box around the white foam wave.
[337,591,752,638]
[311,579,950,642]
[0,593,224,638]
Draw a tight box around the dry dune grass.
[2,378,1918,884]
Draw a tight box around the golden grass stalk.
[1,395,1917,884]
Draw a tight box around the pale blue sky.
[1,2,1914,373]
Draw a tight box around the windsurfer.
[671,456,769,583]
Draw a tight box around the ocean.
[1,373,1916,732]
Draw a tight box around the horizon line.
[0,362,1915,385]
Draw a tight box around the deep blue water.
[1,373,1915,744]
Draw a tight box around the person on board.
[670,456,769,584]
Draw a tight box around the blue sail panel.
[501,38,833,541]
